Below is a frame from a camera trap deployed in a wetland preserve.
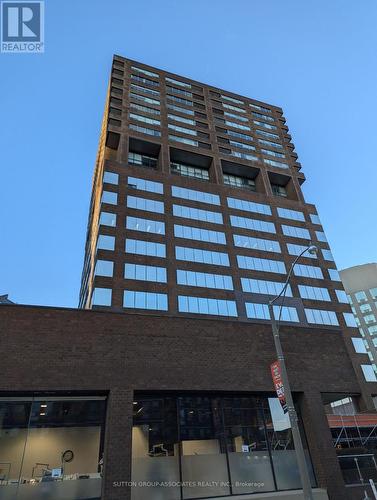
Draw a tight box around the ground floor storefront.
[1,304,375,499]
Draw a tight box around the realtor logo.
[1,1,44,53]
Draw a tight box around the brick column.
[299,391,350,500]
[102,388,133,500]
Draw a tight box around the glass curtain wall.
[0,396,106,500]
[131,394,316,500]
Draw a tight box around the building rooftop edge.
[113,54,285,113]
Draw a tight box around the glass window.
[315,231,327,242]
[171,162,209,180]
[127,195,164,213]
[178,296,237,317]
[130,103,160,116]
[174,224,226,244]
[237,255,286,274]
[130,113,160,127]
[352,338,367,354]
[227,148,257,160]
[364,314,377,325]
[167,94,193,106]
[224,111,249,123]
[0,396,106,498]
[131,66,159,78]
[293,264,323,279]
[131,393,316,498]
[287,243,317,259]
[223,174,256,191]
[125,239,166,258]
[227,197,271,215]
[166,85,192,98]
[246,303,299,322]
[125,263,167,283]
[171,186,220,205]
[360,303,372,313]
[128,153,158,169]
[103,171,119,185]
[129,124,161,137]
[355,290,368,302]
[166,76,191,88]
[310,214,321,225]
[361,365,377,382]
[277,207,305,221]
[369,325,377,335]
[335,290,348,303]
[130,92,160,106]
[271,184,287,197]
[177,270,233,290]
[370,287,377,300]
[304,308,339,326]
[328,268,341,281]
[241,278,292,297]
[261,148,285,157]
[126,216,165,235]
[99,211,116,227]
[94,260,114,277]
[131,75,159,87]
[173,204,223,224]
[167,103,195,116]
[233,234,281,253]
[124,291,168,310]
[264,159,289,169]
[97,234,115,251]
[127,176,163,194]
[253,120,277,130]
[168,114,195,126]
[226,129,253,141]
[230,215,276,234]
[176,246,230,267]
[130,83,160,96]
[224,120,251,131]
[258,138,283,149]
[221,94,244,104]
[92,287,112,306]
[168,124,197,136]
[282,225,310,240]
[256,129,280,140]
[222,103,246,113]
[169,135,199,147]
[321,249,334,261]
[298,285,330,301]
[101,190,118,205]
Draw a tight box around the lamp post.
[269,244,318,500]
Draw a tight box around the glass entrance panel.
[179,397,230,499]
[131,397,180,500]
[223,398,275,494]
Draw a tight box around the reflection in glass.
[0,397,106,500]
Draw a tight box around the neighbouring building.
[340,263,377,380]
[1,56,376,500]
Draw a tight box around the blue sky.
[1,0,376,307]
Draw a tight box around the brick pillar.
[299,391,350,500]
[102,388,133,500]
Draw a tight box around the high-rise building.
[340,263,377,380]
[1,56,376,500]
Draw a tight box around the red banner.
[270,361,288,413]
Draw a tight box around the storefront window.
[0,396,106,500]
[131,393,316,500]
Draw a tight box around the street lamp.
[268,244,318,500]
